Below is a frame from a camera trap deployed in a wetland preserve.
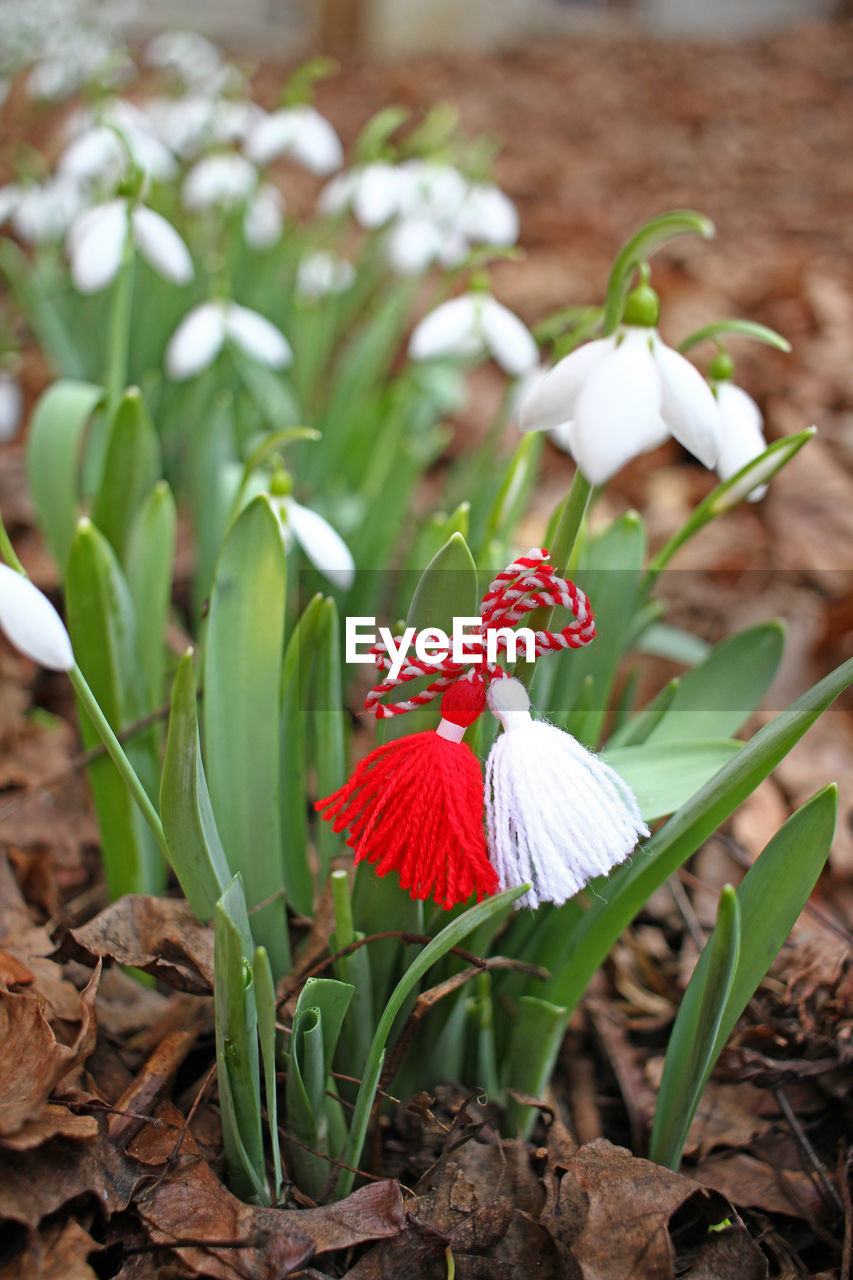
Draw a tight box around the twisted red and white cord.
[364,548,595,719]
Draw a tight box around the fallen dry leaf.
[0,1116,144,1231]
[542,1139,767,1279]
[0,962,99,1143]
[130,1102,315,1278]
[0,1219,101,1280]
[296,1179,405,1254]
[692,1150,828,1221]
[61,895,215,994]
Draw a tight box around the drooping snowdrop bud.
[59,109,178,185]
[0,175,85,245]
[520,305,723,485]
[295,250,355,301]
[165,300,292,380]
[67,200,193,294]
[457,183,520,248]
[317,163,403,228]
[182,152,258,211]
[710,352,769,501]
[277,497,355,590]
[409,292,538,378]
[485,678,648,910]
[244,184,285,250]
[144,31,226,87]
[385,217,444,275]
[0,373,23,442]
[245,106,343,176]
[0,564,74,671]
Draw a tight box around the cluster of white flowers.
[318,157,519,275]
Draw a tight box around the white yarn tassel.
[485,678,649,909]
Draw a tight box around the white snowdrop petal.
[182,152,257,210]
[571,331,664,484]
[518,338,611,434]
[244,184,284,250]
[131,206,194,284]
[459,184,519,246]
[0,375,22,441]
[286,107,343,176]
[316,171,355,217]
[353,164,401,228]
[59,126,121,181]
[0,564,74,671]
[286,500,355,590]
[244,110,294,165]
[481,298,538,377]
[225,304,292,369]
[409,296,481,363]
[653,337,723,469]
[69,200,128,293]
[386,217,442,275]
[715,381,768,500]
[165,302,226,380]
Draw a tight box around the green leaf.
[407,531,479,634]
[336,883,527,1198]
[91,387,161,564]
[634,623,711,667]
[647,431,814,576]
[601,740,743,822]
[650,885,740,1169]
[26,379,103,571]
[159,651,231,921]
[125,480,176,711]
[203,495,290,977]
[542,655,853,1025]
[254,946,283,1200]
[606,678,680,748]
[504,996,568,1138]
[280,593,325,916]
[65,518,163,898]
[650,785,836,1168]
[310,598,346,886]
[678,318,791,354]
[644,622,785,744]
[214,876,268,1203]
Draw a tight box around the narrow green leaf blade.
[280,593,325,915]
[125,479,176,711]
[254,946,283,1200]
[26,379,103,571]
[91,387,161,564]
[649,885,740,1168]
[407,531,479,634]
[160,651,231,920]
[204,495,290,977]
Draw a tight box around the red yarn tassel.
[316,677,497,910]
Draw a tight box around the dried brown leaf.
[0,962,99,1141]
[61,896,214,994]
[296,1180,405,1254]
[130,1102,315,1278]
[693,1150,828,1221]
[0,1219,101,1280]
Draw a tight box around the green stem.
[519,468,593,690]
[0,504,25,573]
[106,226,135,421]
[68,662,169,858]
[331,868,355,948]
[602,211,714,337]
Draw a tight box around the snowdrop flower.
[520,324,723,485]
[457,183,519,248]
[0,373,22,442]
[317,163,404,228]
[59,121,177,187]
[166,301,292,380]
[145,95,261,159]
[385,216,447,275]
[397,160,469,223]
[409,292,538,378]
[0,564,74,671]
[713,378,769,501]
[144,31,226,87]
[296,250,355,301]
[245,106,343,176]
[0,175,85,244]
[182,152,258,211]
[67,200,193,294]
[276,497,354,591]
[244,184,285,251]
